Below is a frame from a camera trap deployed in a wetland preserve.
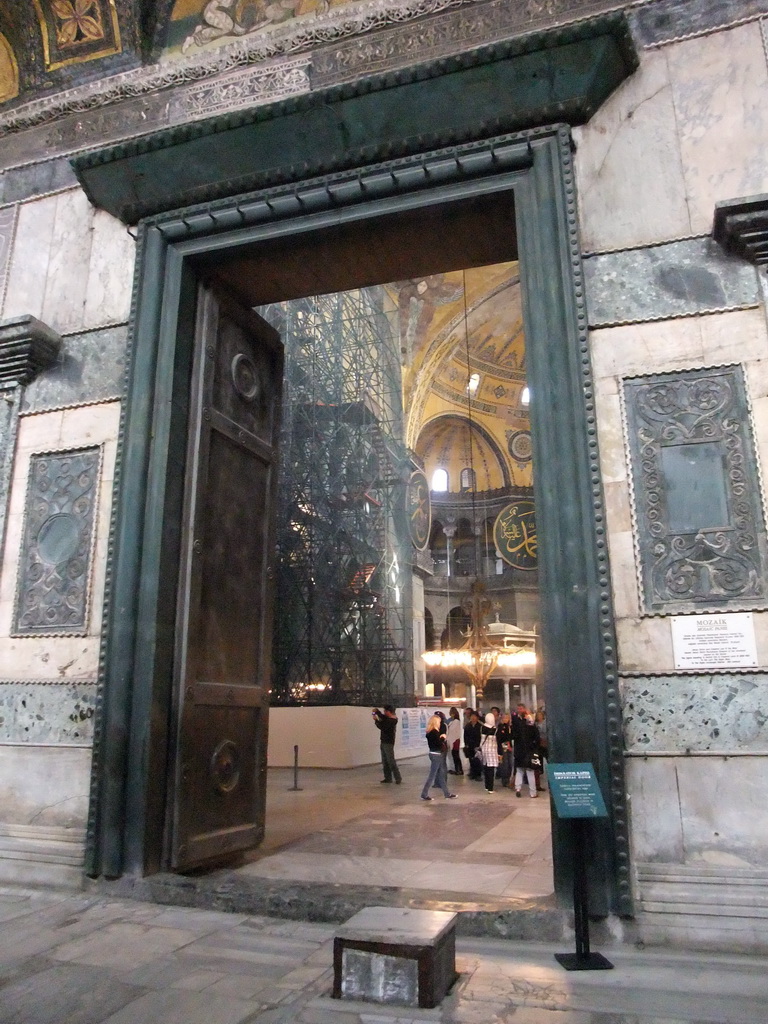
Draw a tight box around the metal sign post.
[547,763,614,971]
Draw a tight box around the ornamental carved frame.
[87,125,633,918]
[622,364,768,615]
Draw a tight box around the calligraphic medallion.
[407,469,431,551]
[494,500,537,570]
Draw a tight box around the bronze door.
[170,283,283,870]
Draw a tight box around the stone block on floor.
[332,906,457,1009]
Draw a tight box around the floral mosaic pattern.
[32,0,121,70]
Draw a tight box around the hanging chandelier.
[422,580,536,689]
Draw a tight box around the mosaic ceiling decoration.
[167,0,353,54]
[0,32,18,103]
[402,263,532,491]
[33,0,122,70]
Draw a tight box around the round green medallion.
[407,470,431,551]
[494,500,537,569]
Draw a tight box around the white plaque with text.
[670,613,758,670]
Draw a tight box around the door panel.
[171,283,283,871]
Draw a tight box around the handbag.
[529,752,542,769]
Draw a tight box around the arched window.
[431,468,449,492]
[460,467,476,491]
[521,385,530,406]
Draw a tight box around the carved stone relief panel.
[13,445,101,635]
[623,365,768,613]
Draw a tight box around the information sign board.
[546,763,608,819]
[670,613,758,670]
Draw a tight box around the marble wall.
[574,20,768,252]
[579,21,768,943]
[0,191,135,334]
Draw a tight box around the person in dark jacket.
[373,705,401,784]
[463,710,482,780]
[514,713,541,797]
[496,712,513,787]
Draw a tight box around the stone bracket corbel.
[0,314,62,385]
[713,194,768,267]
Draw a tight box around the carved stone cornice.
[0,314,62,384]
[713,194,768,266]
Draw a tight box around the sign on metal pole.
[547,763,613,972]
[546,763,608,819]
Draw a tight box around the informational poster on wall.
[397,707,447,754]
[670,612,758,670]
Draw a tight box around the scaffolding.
[259,288,414,707]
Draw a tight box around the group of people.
[460,705,547,796]
[372,703,547,802]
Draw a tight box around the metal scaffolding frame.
[260,288,414,707]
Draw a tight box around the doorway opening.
[90,129,630,919]
[185,194,553,905]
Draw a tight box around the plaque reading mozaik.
[494,500,537,570]
[671,613,758,670]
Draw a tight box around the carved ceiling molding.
[0,0,629,138]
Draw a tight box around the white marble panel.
[0,745,91,827]
[603,480,632,535]
[698,307,768,366]
[616,616,675,673]
[625,757,684,862]
[2,196,57,321]
[0,636,101,678]
[13,408,65,454]
[592,317,705,382]
[573,49,690,253]
[41,190,95,335]
[84,210,136,329]
[594,390,626,485]
[668,23,768,236]
[750,610,768,668]
[606,528,638,620]
[676,756,768,867]
[59,401,120,448]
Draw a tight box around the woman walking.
[420,714,457,801]
[479,712,499,793]
[446,707,464,775]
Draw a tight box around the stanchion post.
[288,743,303,791]
[549,762,614,972]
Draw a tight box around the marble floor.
[235,757,554,901]
[1,886,766,1023]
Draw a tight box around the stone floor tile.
[49,922,198,969]
[98,989,257,1024]
[140,907,247,933]
[171,969,229,991]
[273,965,331,988]
[203,974,275,999]
[297,1009,364,1024]
[0,962,142,1024]
[116,958,223,990]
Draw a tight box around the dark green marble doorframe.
[87,128,631,917]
